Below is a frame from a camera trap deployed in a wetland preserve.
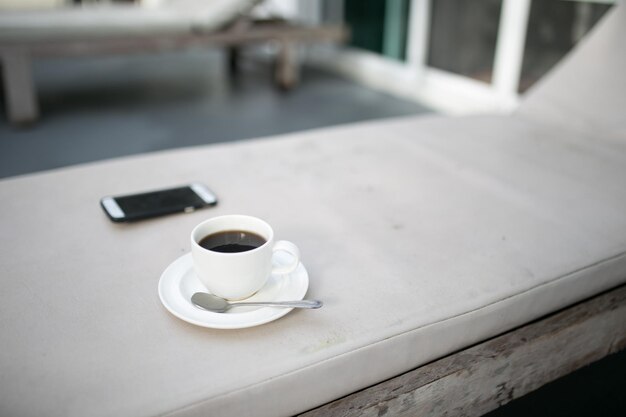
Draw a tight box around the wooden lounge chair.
[0,0,347,124]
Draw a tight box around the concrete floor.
[0,49,430,179]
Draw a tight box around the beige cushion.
[0,0,259,41]
[0,0,65,11]
[517,2,626,139]
[1,112,625,416]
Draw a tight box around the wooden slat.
[300,285,626,417]
[0,24,348,58]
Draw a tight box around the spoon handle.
[231,300,323,309]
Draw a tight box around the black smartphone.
[100,183,218,222]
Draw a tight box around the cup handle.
[271,240,300,275]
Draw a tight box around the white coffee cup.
[191,215,300,300]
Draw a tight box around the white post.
[405,0,431,79]
[492,0,531,108]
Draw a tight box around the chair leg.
[1,49,39,125]
[227,46,240,76]
[274,41,299,90]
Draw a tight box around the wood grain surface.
[300,285,626,417]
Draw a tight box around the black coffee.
[199,230,266,253]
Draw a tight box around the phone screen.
[115,187,205,215]
[102,184,217,222]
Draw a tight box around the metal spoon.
[191,292,323,313]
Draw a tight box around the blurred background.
[325,0,612,109]
[0,0,615,178]
[0,1,623,415]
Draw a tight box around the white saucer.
[158,253,309,329]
